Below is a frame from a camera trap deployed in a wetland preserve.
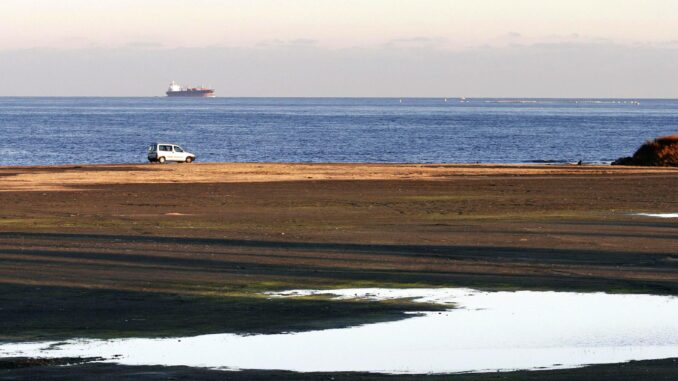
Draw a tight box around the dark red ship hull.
[166,89,215,97]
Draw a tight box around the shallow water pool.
[1,288,677,374]
[634,213,678,218]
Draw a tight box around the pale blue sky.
[1,1,678,96]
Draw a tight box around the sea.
[0,97,676,166]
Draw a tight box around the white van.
[148,143,196,163]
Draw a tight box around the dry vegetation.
[613,135,678,166]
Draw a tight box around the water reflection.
[1,288,677,374]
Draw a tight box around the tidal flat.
[2,288,677,374]
[0,163,677,379]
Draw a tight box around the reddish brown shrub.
[613,135,678,166]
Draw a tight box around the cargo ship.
[166,81,215,97]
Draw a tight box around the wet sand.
[2,357,678,381]
[0,163,677,378]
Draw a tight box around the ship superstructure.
[166,81,215,97]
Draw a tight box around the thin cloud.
[255,39,318,48]
[289,38,317,45]
[383,37,448,48]
[125,41,165,49]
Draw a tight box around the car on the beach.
[147,143,196,163]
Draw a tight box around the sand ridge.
[1,162,677,192]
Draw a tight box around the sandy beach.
[1,162,677,293]
[1,163,677,379]
[1,162,676,191]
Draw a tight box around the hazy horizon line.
[0,95,675,100]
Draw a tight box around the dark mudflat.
[0,283,438,341]
[1,358,677,381]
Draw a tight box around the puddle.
[633,213,678,218]
[1,288,677,374]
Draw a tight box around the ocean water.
[0,97,676,166]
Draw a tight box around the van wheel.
[185,157,194,163]
[158,157,166,164]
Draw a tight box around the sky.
[1,0,678,97]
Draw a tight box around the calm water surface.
[1,97,677,165]
[2,288,677,374]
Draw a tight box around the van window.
[160,145,172,152]
[148,145,157,152]
[174,146,184,153]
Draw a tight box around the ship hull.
[166,90,215,97]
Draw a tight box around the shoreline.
[4,161,677,169]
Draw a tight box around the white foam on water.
[634,213,678,218]
[1,288,677,374]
